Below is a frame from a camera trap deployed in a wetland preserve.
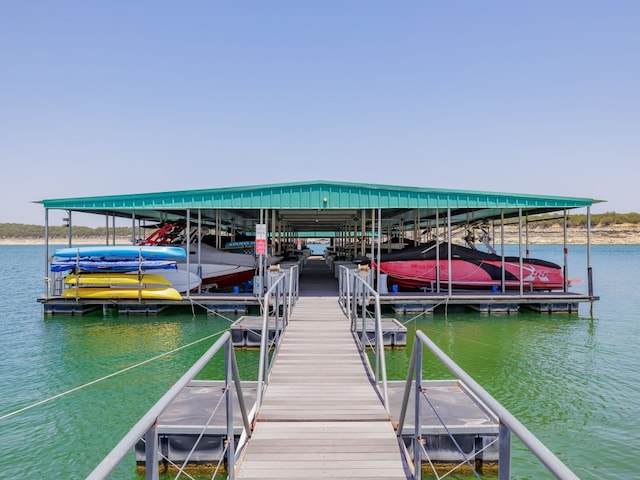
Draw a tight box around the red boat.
[372,241,565,291]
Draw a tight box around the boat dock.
[53,182,589,479]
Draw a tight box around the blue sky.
[2,1,638,226]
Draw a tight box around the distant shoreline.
[1,224,639,245]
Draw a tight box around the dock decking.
[234,296,412,479]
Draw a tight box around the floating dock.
[380,290,583,314]
[139,378,499,474]
[230,315,284,348]
[134,380,258,470]
[39,255,595,315]
[38,292,261,315]
[231,315,407,347]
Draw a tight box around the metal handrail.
[338,264,389,413]
[86,331,251,480]
[337,262,351,318]
[282,263,300,320]
[397,330,581,480]
[255,266,297,409]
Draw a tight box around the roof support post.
[563,209,569,292]
[587,207,594,299]
[215,210,219,248]
[111,214,116,245]
[518,208,524,296]
[360,210,366,257]
[370,208,376,263]
[500,210,505,292]
[44,209,50,298]
[258,209,264,297]
[271,209,276,257]
[525,216,530,258]
[276,211,282,255]
[377,208,382,292]
[435,208,440,293]
[66,210,72,247]
[195,209,201,294]
[131,213,136,246]
[447,208,452,295]
[186,209,191,289]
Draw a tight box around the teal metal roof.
[37,180,602,232]
[38,180,599,210]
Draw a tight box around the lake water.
[0,244,638,479]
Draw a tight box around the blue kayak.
[53,245,186,260]
[50,259,178,272]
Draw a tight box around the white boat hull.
[128,269,202,293]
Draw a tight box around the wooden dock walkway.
[235,295,412,479]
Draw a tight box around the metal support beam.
[144,423,159,480]
[498,423,511,480]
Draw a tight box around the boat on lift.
[371,239,565,291]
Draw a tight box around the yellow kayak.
[61,287,182,301]
[64,273,172,287]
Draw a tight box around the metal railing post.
[342,265,389,413]
[256,272,288,409]
[351,273,358,331]
[396,340,417,439]
[374,293,388,407]
[360,280,367,345]
[144,423,159,480]
[225,340,235,479]
[413,339,422,479]
[345,267,352,322]
[498,422,511,480]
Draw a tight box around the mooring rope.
[186,296,242,322]
[399,298,449,325]
[0,327,229,422]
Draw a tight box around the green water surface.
[1,245,638,479]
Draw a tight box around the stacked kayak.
[51,246,198,300]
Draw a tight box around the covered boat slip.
[37,180,601,311]
[38,253,595,316]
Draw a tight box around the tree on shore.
[0,223,132,240]
[1,212,639,239]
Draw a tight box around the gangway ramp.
[235,296,412,479]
